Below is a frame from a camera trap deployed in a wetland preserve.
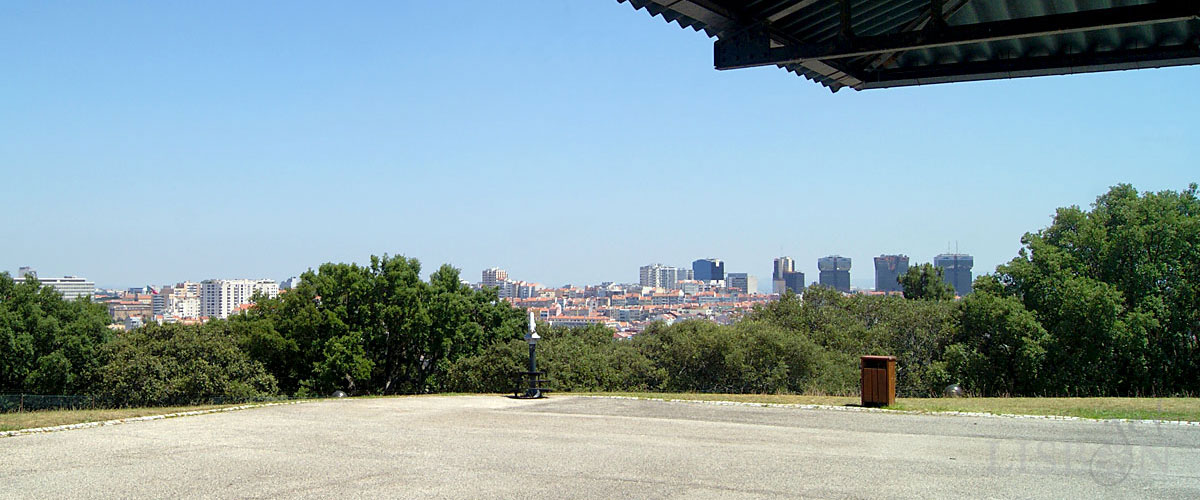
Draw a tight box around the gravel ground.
[2,395,1198,499]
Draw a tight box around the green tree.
[303,333,374,396]
[0,273,111,394]
[541,323,663,392]
[944,292,1049,396]
[899,263,957,301]
[989,184,1200,395]
[244,255,526,395]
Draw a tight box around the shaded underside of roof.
[616,0,1200,91]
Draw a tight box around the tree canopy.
[899,263,957,301]
[239,255,527,396]
[949,183,1200,395]
[0,274,111,395]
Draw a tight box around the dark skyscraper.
[873,254,909,293]
[934,253,974,296]
[817,255,852,293]
[782,271,806,294]
[692,258,724,282]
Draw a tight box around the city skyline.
[12,246,971,295]
[3,2,1196,292]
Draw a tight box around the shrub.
[92,323,278,407]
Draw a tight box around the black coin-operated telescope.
[526,309,541,373]
[516,309,547,398]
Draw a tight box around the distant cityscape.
[9,253,973,336]
[446,253,972,335]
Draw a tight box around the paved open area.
[2,395,1199,499]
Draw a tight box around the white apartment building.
[639,264,678,290]
[481,268,508,289]
[515,281,544,299]
[638,265,693,290]
[178,281,202,296]
[153,282,203,318]
[165,295,201,319]
[497,280,518,299]
[200,279,279,319]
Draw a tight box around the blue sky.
[2,1,1197,291]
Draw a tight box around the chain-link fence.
[0,394,298,413]
[0,394,93,413]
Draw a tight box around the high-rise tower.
[817,255,852,293]
[873,255,909,293]
[934,253,974,296]
[772,257,795,294]
[692,258,724,282]
[782,271,806,294]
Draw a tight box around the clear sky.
[3,1,1197,291]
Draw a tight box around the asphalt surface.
[2,395,1199,499]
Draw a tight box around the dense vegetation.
[0,256,526,406]
[233,256,527,396]
[1,184,1197,405]
[446,287,956,396]
[0,277,111,395]
[968,184,1200,396]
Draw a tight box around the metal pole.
[528,343,537,374]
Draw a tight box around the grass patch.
[0,404,250,433]
[581,392,1200,422]
[891,397,1200,421]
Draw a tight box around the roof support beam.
[856,43,1200,89]
[716,1,1200,70]
[839,0,855,39]
[930,0,946,30]
[863,0,972,71]
[766,0,819,23]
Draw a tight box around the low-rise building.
[13,270,96,300]
[109,301,153,322]
[546,315,617,329]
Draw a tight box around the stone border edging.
[583,395,1200,427]
[0,400,303,439]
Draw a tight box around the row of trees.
[0,256,527,405]
[446,288,956,396]
[1,184,1196,402]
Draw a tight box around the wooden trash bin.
[860,355,897,407]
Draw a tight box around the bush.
[540,325,663,392]
[92,323,278,407]
[444,340,526,393]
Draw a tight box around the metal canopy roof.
[616,0,1200,91]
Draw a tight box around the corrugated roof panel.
[616,0,1200,91]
